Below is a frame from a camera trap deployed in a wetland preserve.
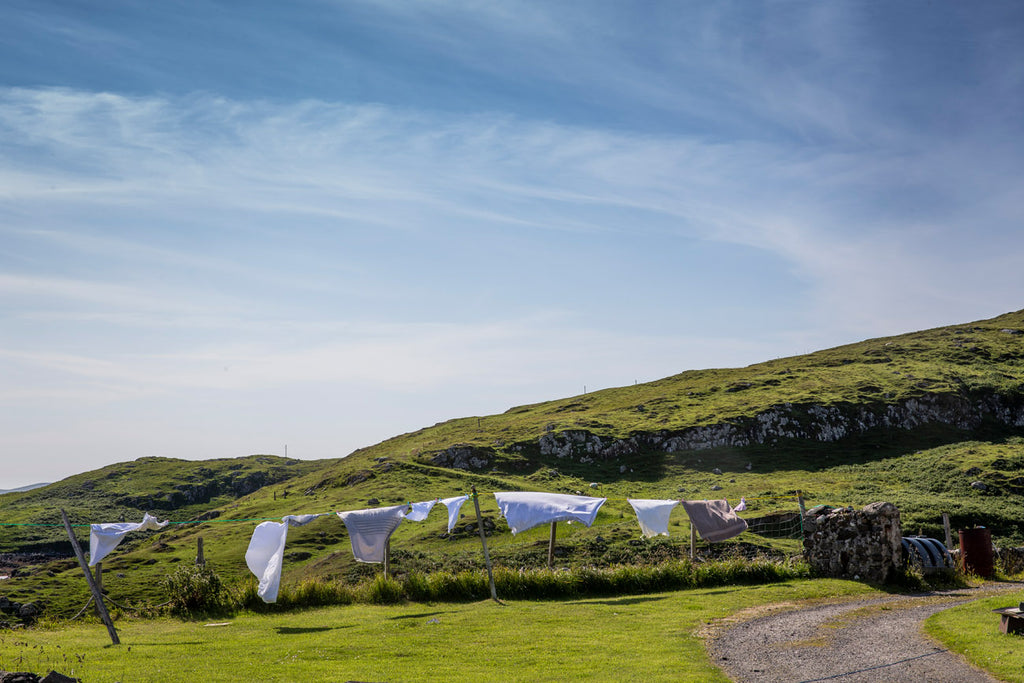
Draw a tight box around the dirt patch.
[708,584,1021,682]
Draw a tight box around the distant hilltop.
[0,482,50,495]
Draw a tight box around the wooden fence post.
[196,537,205,567]
[689,523,696,560]
[471,486,498,602]
[547,521,557,570]
[942,513,953,549]
[61,509,120,645]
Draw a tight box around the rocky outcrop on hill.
[530,391,1024,464]
[115,468,296,510]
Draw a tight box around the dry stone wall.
[802,502,903,583]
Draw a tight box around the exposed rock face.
[802,502,903,583]
[533,391,1024,463]
[115,469,295,510]
[431,445,492,470]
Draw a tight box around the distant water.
[0,482,50,495]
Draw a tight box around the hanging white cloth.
[403,500,438,522]
[680,499,748,542]
[733,497,747,512]
[89,512,169,566]
[493,492,606,535]
[440,495,469,533]
[627,499,680,538]
[336,505,406,563]
[244,514,322,604]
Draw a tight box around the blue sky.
[2,1,1023,488]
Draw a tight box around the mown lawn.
[0,579,876,682]
[925,587,1024,683]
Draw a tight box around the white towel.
[403,500,438,522]
[440,495,470,533]
[89,512,169,566]
[627,499,680,538]
[336,505,406,563]
[493,492,606,535]
[244,514,322,604]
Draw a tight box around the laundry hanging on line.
[440,495,469,533]
[402,500,437,522]
[336,505,407,563]
[627,499,680,538]
[680,499,748,542]
[244,514,323,604]
[89,512,169,566]
[493,492,606,535]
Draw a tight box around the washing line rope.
[0,491,805,528]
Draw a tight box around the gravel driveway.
[708,584,1022,683]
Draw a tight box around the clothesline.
[0,492,801,528]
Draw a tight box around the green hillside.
[2,309,1023,616]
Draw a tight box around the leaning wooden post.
[689,523,696,560]
[547,521,557,570]
[60,509,120,645]
[471,486,498,601]
[196,537,205,567]
[942,513,953,549]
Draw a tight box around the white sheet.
[493,492,606,535]
[244,514,322,603]
[89,512,169,566]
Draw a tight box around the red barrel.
[959,527,994,577]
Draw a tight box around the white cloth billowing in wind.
[336,505,407,563]
[493,492,606,535]
[399,496,469,533]
[89,512,169,566]
[627,499,680,538]
[440,495,469,533]
[244,514,322,604]
[403,500,437,522]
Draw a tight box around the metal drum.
[958,527,994,577]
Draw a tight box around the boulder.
[40,674,81,683]
[17,603,39,620]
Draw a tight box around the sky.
[2,1,1023,489]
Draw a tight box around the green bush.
[162,564,232,617]
[364,575,404,604]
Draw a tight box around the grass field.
[0,579,878,682]
[925,587,1024,683]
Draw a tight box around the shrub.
[163,564,232,617]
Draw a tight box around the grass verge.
[924,585,1024,683]
[1,578,876,682]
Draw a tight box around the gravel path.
[708,584,1022,683]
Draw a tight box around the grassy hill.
[2,308,1023,615]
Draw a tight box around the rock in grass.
[41,673,81,683]
[0,672,40,683]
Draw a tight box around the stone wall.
[996,546,1024,575]
[802,502,903,583]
